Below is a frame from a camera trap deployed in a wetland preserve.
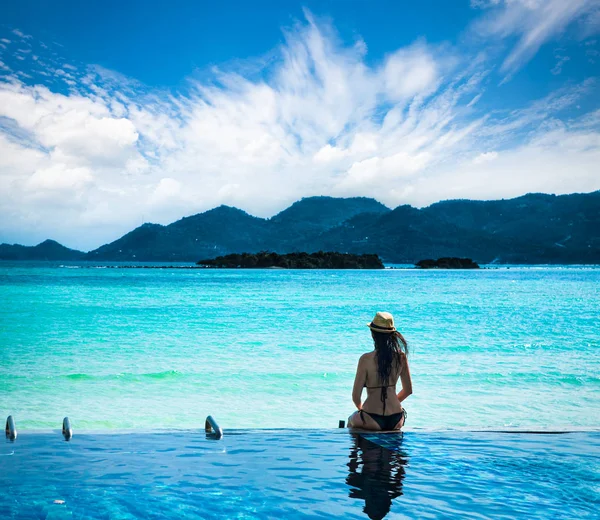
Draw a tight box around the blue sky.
[1,0,599,249]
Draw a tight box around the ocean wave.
[83,370,185,381]
[57,370,338,383]
[65,373,95,380]
[411,372,600,386]
[4,370,188,382]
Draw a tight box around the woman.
[348,312,412,431]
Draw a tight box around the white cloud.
[473,0,600,74]
[313,144,348,163]
[0,83,142,170]
[26,163,93,192]
[337,150,433,192]
[0,13,599,250]
[149,177,183,206]
[12,29,32,40]
[382,44,439,101]
[472,151,499,164]
[581,6,600,37]
[414,126,600,204]
[551,54,571,75]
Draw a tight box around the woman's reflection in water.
[346,433,408,520]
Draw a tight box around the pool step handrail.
[5,415,17,441]
[205,415,223,439]
[62,417,73,440]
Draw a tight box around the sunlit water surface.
[1,262,599,431]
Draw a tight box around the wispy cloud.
[551,53,570,75]
[0,14,599,249]
[12,29,32,40]
[473,0,600,74]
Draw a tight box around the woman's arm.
[352,355,367,410]
[396,354,413,403]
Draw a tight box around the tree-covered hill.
[0,239,84,260]
[2,192,599,264]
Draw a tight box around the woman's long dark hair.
[371,330,408,385]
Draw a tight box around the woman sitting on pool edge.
[348,312,412,431]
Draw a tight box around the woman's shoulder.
[397,351,408,370]
[396,350,408,362]
[358,351,376,362]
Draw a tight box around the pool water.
[1,429,599,519]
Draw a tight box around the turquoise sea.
[1,263,599,432]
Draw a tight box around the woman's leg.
[348,411,361,427]
[348,410,382,430]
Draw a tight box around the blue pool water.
[1,263,599,431]
[1,430,599,519]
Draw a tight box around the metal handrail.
[62,417,73,440]
[205,415,223,439]
[5,415,17,441]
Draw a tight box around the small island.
[416,257,480,269]
[197,251,384,269]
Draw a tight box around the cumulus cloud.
[149,177,183,206]
[26,164,93,192]
[0,13,599,250]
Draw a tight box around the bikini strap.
[381,386,387,415]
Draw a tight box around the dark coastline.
[197,251,385,269]
[416,258,480,269]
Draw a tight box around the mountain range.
[1,191,599,264]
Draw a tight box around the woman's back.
[360,350,405,415]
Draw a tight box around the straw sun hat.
[367,311,397,333]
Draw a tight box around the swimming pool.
[1,429,599,519]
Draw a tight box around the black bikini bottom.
[360,409,406,431]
